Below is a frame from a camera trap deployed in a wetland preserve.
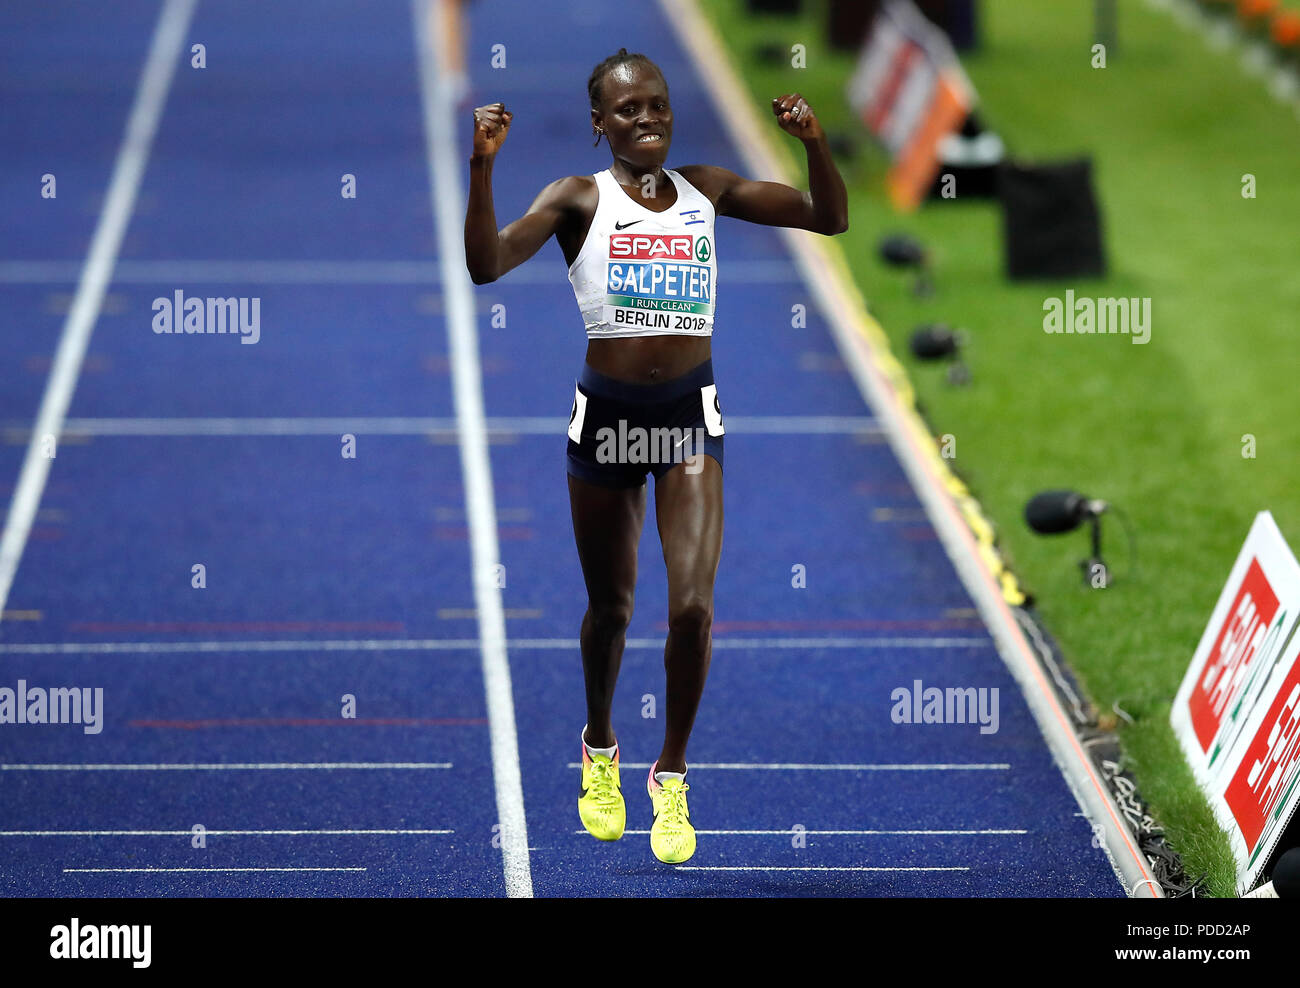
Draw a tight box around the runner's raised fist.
[772,94,823,142]
[472,102,513,157]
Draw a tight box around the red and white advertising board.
[1172,511,1300,893]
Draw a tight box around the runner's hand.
[772,94,823,142]
[473,102,512,158]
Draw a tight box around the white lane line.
[415,0,531,899]
[60,417,463,435]
[4,829,452,836]
[565,762,1009,771]
[0,640,485,655]
[1,261,436,283]
[723,416,880,434]
[64,867,365,873]
[675,866,969,872]
[0,636,991,655]
[0,0,196,626]
[2,415,877,436]
[584,829,1026,835]
[0,259,800,284]
[0,763,452,771]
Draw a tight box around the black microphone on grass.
[1025,490,1108,535]
[909,323,970,385]
[1243,847,1300,898]
[1025,490,1112,587]
[878,234,933,298]
[880,234,925,267]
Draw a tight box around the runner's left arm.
[706,93,848,236]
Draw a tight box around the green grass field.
[696,0,1300,896]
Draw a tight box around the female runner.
[464,48,847,864]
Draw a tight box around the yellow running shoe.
[578,737,625,841]
[647,762,696,864]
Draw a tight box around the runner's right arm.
[465,102,576,284]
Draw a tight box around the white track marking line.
[722,417,880,434]
[0,0,196,626]
[0,640,487,655]
[415,0,531,899]
[676,866,969,872]
[1,261,437,283]
[0,636,991,655]
[0,259,799,284]
[663,0,1159,898]
[1,415,877,436]
[61,417,463,435]
[587,829,1026,835]
[63,867,365,873]
[565,762,1009,771]
[4,830,452,836]
[0,763,452,771]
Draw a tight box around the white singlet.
[567,167,718,339]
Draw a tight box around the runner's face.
[594,64,672,164]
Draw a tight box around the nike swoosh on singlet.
[613,219,644,230]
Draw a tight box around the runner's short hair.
[587,48,667,111]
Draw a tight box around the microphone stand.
[1079,514,1109,588]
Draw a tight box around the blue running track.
[0,0,1123,897]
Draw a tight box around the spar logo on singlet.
[605,233,713,331]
